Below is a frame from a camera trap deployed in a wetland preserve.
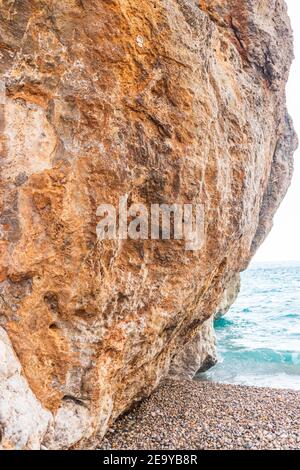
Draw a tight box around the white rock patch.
[0,327,52,450]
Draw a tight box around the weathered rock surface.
[169,317,218,379]
[215,272,241,319]
[0,0,297,449]
[169,272,241,378]
[0,327,52,449]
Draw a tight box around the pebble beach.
[95,380,300,450]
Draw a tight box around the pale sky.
[254,0,300,262]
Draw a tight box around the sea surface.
[197,262,300,390]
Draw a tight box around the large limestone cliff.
[0,0,297,449]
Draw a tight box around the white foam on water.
[197,262,300,390]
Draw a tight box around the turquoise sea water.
[198,262,300,390]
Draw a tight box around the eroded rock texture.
[169,317,218,379]
[0,0,297,449]
[215,272,240,320]
[169,272,241,379]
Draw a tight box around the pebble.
[91,380,300,450]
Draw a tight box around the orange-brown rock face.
[0,0,297,449]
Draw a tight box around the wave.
[220,348,300,366]
[198,263,300,389]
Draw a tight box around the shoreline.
[93,380,300,450]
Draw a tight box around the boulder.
[0,0,297,448]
